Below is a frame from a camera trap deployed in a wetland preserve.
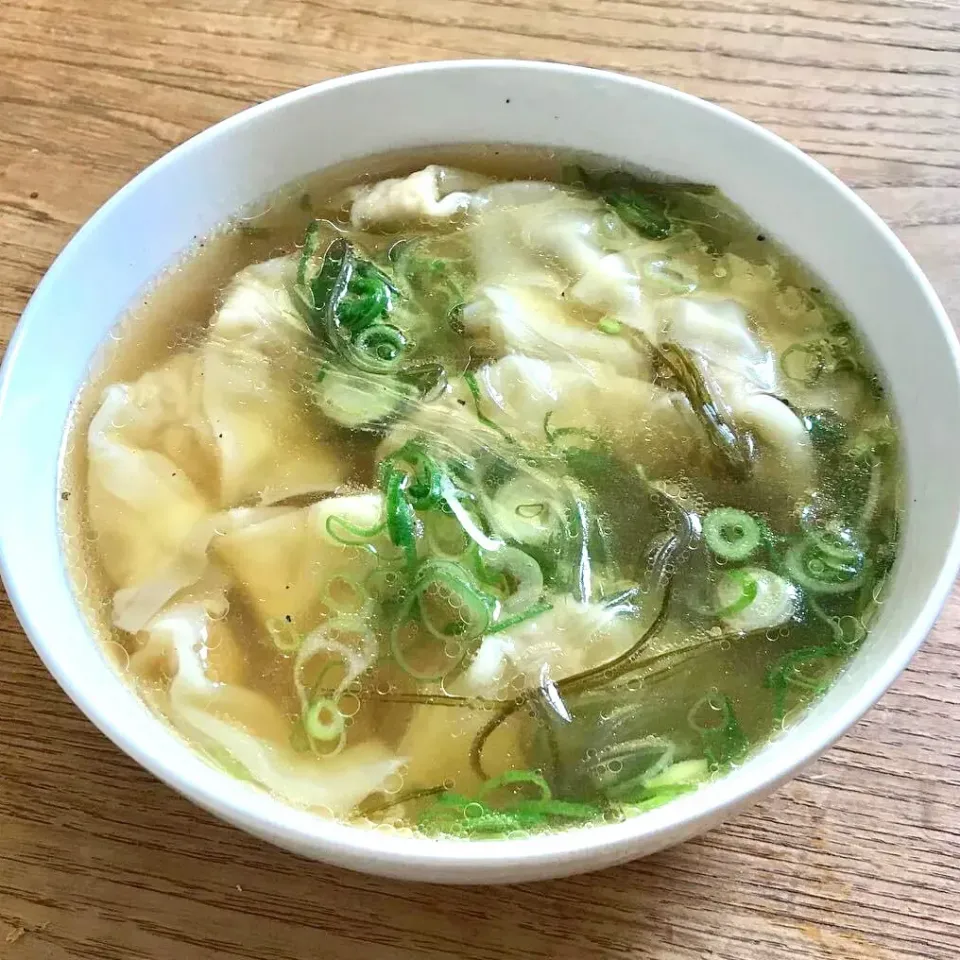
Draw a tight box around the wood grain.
[1,1,959,957]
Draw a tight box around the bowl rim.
[3,57,960,881]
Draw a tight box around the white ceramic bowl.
[2,60,959,885]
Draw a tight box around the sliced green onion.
[293,617,377,721]
[440,475,502,552]
[807,523,863,565]
[352,323,407,374]
[598,737,678,800]
[486,599,554,636]
[765,645,839,722]
[511,799,600,820]
[303,697,345,742]
[642,758,709,790]
[295,226,346,339]
[783,541,867,595]
[416,785,601,836]
[688,693,748,768]
[313,235,355,342]
[337,263,392,333]
[322,575,367,614]
[265,616,302,653]
[362,561,405,600]
[313,369,408,427]
[454,812,527,836]
[418,559,495,643]
[780,341,826,384]
[487,475,565,547]
[703,508,762,562]
[623,784,697,813]
[604,190,671,240]
[389,560,494,681]
[598,317,622,335]
[384,468,421,570]
[717,566,797,633]
[715,569,758,618]
[324,513,386,547]
[379,442,444,511]
[463,371,515,443]
[424,510,471,558]
[809,598,866,649]
[417,791,471,821]
[296,220,323,289]
[477,546,544,618]
[389,607,449,682]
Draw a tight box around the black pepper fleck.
[457,398,467,406]
[29,191,38,199]
[285,614,292,622]
[756,234,766,242]
[811,286,822,294]
[505,98,511,104]
[61,491,70,501]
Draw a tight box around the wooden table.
[2,1,958,957]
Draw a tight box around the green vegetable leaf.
[604,191,672,240]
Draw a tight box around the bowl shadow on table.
[0,597,925,960]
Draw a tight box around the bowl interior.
[2,60,959,884]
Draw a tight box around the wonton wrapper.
[661,297,814,505]
[214,492,390,636]
[450,596,637,700]
[463,180,654,374]
[462,281,650,378]
[87,357,218,632]
[88,257,355,630]
[348,165,491,231]
[397,703,519,797]
[203,257,349,506]
[134,597,403,814]
[382,354,702,479]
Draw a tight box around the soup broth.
[61,148,901,837]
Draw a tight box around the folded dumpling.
[450,597,637,699]
[661,297,814,502]
[379,354,702,480]
[664,298,775,390]
[462,181,656,370]
[461,281,650,378]
[214,493,391,636]
[87,356,216,632]
[135,598,403,814]
[203,257,350,506]
[348,165,490,231]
